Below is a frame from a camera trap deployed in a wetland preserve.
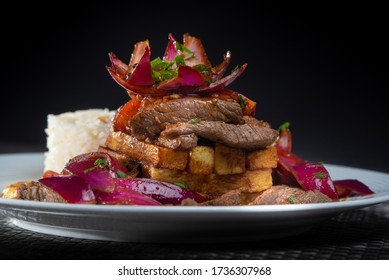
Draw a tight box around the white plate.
[1,153,389,243]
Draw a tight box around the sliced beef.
[249,185,332,205]
[1,181,66,203]
[159,116,278,150]
[181,190,242,206]
[129,97,244,140]
[155,133,198,150]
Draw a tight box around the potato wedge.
[246,146,278,170]
[105,131,189,170]
[214,143,245,175]
[187,146,215,175]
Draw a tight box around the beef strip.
[181,190,242,206]
[182,185,332,206]
[249,185,332,205]
[129,97,244,140]
[159,116,278,150]
[155,133,198,150]
[1,181,66,203]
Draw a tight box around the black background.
[1,2,388,172]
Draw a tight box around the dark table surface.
[1,202,388,260]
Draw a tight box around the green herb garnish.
[193,64,211,72]
[83,166,96,173]
[315,172,327,179]
[94,158,108,167]
[278,122,290,132]
[175,42,195,60]
[188,118,203,124]
[116,170,127,178]
[174,181,187,188]
[238,94,247,110]
[151,57,176,82]
[174,55,186,66]
[83,158,109,173]
[288,195,297,204]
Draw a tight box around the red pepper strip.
[276,128,292,154]
[113,97,142,132]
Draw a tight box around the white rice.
[44,108,115,172]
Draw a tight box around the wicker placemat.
[1,203,388,260]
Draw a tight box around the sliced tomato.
[113,96,142,132]
[216,89,257,116]
[42,170,59,178]
[243,96,256,116]
[276,128,292,154]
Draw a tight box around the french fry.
[214,143,245,175]
[105,131,189,170]
[246,146,278,170]
[143,166,273,196]
[187,146,215,175]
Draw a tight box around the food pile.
[1,33,374,205]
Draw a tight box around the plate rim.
[1,152,389,214]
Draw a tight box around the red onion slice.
[178,65,205,86]
[211,51,231,81]
[39,175,96,204]
[291,161,338,200]
[63,152,129,192]
[128,46,154,86]
[196,63,247,94]
[334,179,374,196]
[114,178,205,205]
[107,66,170,96]
[94,187,161,205]
[108,52,130,77]
[163,33,179,61]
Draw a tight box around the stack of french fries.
[102,131,278,197]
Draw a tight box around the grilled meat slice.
[129,97,244,140]
[249,185,332,205]
[159,116,278,150]
[1,181,66,203]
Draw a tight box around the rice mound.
[44,109,115,172]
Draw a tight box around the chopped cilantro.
[278,122,290,132]
[83,166,96,174]
[174,55,186,66]
[193,64,211,72]
[315,172,327,179]
[288,195,297,204]
[94,158,108,167]
[188,118,203,124]
[116,170,127,178]
[238,94,247,110]
[174,181,187,188]
[83,158,109,173]
[175,42,194,60]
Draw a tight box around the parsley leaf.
[94,158,108,167]
[116,170,127,178]
[238,94,247,110]
[288,195,297,204]
[174,181,187,188]
[315,172,327,179]
[188,118,203,124]
[278,122,290,132]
